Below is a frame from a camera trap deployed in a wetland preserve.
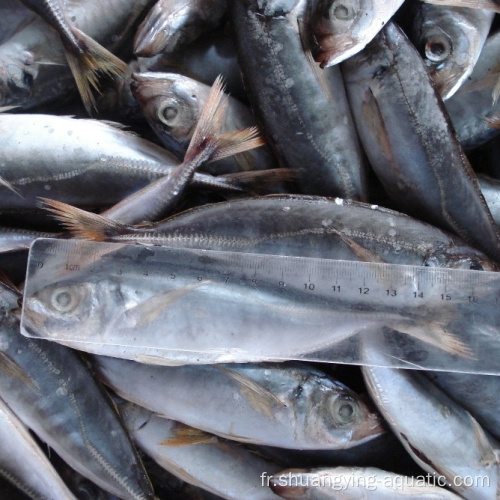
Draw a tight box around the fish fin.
[184,75,228,161]
[467,412,499,467]
[0,175,23,199]
[420,0,500,12]
[217,366,284,420]
[161,424,215,447]
[326,228,386,263]
[0,352,40,393]
[127,282,209,327]
[209,127,265,162]
[40,198,127,241]
[0,269,22,297]
[485,112,500,129]
[493,78,500,105]
[389,322,474,358]
[184,75,265,164]
[219,168,296,194]
[64,28,128,114]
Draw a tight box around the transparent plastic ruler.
[21,238,500,374]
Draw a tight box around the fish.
[478,174,500,227]
[0,395,78,500]
[0,0,152,111]
[426,370,500,442]
[18,0,128,113]
[118,399,282,500]
[362,332,500,499]
[130,72,278,175]
[269,466,461,498]
[95,359,385,450]
[342,22,500,264]
[0,0,36,46]
[0,283,155,499]
[32,195,496,364]
[134,0,227,57]
[229,0,368,200]
[445,31,500,149]
[310,0,405,67]
[0,113,258,213]
[0,227,59,254]
[98,75,264,224]
[420,0,500,13]
[408,3,494,99]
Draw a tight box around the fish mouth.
[314,35,361,68]
[352,411,386,443]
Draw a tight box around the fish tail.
[184,75,265,164]
[64,28,128,114]
[391,323,475,359]
[40,198,127,241]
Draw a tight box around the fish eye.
[327,1,356,21]
[330,395,359,424]
[424,34,452,63]
[158,100,181,126]
[50,286,81,314]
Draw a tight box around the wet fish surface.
[95,358,385,450]
[408,3,494,99]
[230,0,368,200]
[342,22,500,263]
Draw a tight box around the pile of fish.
[1,0,500,499]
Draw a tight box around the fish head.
[311,0,376,67]
[341,22,396,86]
[22,278,120,342]
[413,11,479,99]
[424,246,499,272]
[295,375,385,448]
[0,47,38,107]
[131,72,205,158]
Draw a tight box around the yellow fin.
[40,198,128,241]
[389,322,474,358]
[126,282,209,327]
[65,28,128,114]
[217,366,285,420]
[0,352,40,393]
[161,423,215,447]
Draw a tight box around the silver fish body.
[96,359,385,450]
[409,3,494,99]
[445,31,500,150]
[118,400,282,500]
[0,395,77,500]
[26,196,498,365]
[230,0,367,200]
[310,0,405,67]
[342,22,500,263]
[269,466,461,499]
[0,294,155,499]
[0,113,241,211]
[363,335,500,500]
[426,370,500,442]
[478,174,500,227]
[134,0,227,57]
